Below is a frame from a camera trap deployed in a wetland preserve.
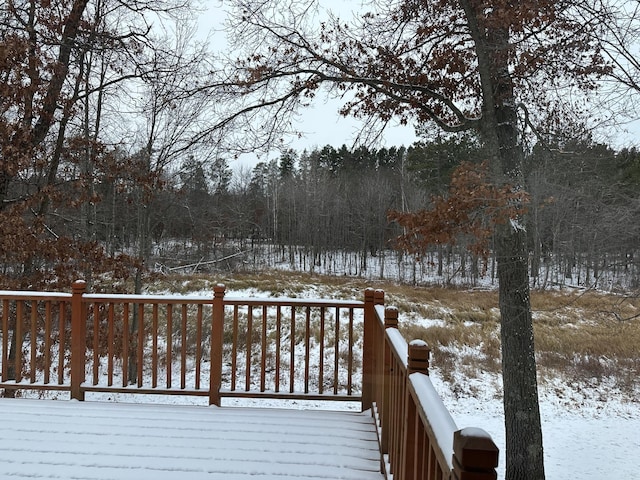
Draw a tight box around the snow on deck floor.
[0,398,384,480]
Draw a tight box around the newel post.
[70,280,86,401]
[363,288,375,411]
[363,288,384,412]
[380,306,398,454]
[209,284,225,406]
[452,428,499,480]
[407,339,430,375]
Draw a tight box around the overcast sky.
[196,1,417,170]
[197,1,640,171]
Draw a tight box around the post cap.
[408,340,430,373]
[453,428,499,470]
[72,280,86,292]
[384,306,399,328]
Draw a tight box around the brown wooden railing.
[364,289,499,480]
[0,281,498,480]
[0,281,363,404]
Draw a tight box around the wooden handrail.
[0,281,365,404]
[0,281,499,479]
[371,305,499,480]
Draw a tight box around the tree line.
[42,136,638,290]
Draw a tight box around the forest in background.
[1,1,639,291]
[157,138,640,291]
[8,135,640,290]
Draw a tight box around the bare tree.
[580,1,640,110]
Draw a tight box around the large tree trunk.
[496,223,545,480]
[490,60,546,480]
[491,90,546,480]
[460,1,546,478]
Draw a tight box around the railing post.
[452,428,499,480]
[363,288,384,412]
[407,339,430,376]
[209,284,225,406]
[381,306,398,455]
[374,289,385,306]
[70,280,86,401]
[401,340,431,480]
[373,290,385,405]
[363,288,375,411]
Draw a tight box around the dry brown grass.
[393,286,639,394]
[529,289,640,390]
[140,271,640,395]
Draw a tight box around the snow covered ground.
[439,384,639,479]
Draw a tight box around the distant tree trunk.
[129,267,143,384]
[129,173,151,384]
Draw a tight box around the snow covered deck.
[0,285,500,480]
[0,398,383,479]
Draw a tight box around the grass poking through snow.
[134,271,639,402]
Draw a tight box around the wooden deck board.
[0,399,384,479]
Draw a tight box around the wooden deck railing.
[0,281,498,480]
[365,289,499,480]
[0,281,363,405]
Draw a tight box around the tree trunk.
[496,223,545,480]
[493,109,546,480]
[460,1,546,477]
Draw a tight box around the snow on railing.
[364,290,499,480]
[0,281,364,405]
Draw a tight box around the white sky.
[196,1,640,171]
[196,1,417,170]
